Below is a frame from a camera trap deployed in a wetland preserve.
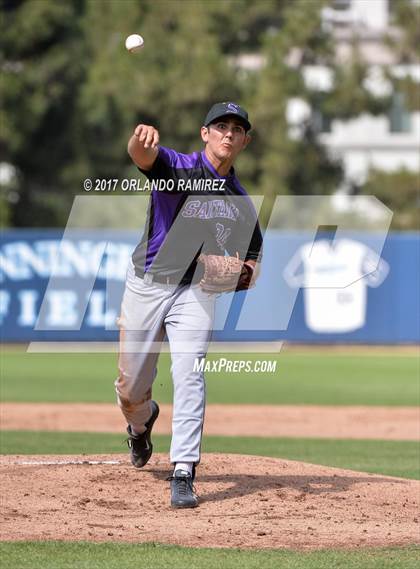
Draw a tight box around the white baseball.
[125,34,144,53]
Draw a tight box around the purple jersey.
[132,146,263,283]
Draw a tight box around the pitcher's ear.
[201,126,209,143]
[243,132,251,148]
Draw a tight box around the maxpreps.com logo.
[226,102,239,113]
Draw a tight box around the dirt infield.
[2,403,419,440]
[1,453,419,550]
[2,402,418,549]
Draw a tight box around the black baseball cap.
[204,102,251,131]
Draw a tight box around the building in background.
[288,0,419,192]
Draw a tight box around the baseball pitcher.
[115,102,263,508]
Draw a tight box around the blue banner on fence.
[1,229,419,343]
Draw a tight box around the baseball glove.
[198,253,256,293]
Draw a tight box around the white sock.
[174,462,193,476]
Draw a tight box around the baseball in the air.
[125,34,144,53]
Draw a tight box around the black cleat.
[169,469,198,509]
[126,400,159,468]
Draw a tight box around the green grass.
[0,542,419,569]
[1,351,419,405]
[2,351,418,568]
[2,431,418,479]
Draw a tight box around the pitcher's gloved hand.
[198,253,256,293]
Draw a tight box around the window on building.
[388,92,412,133]
[311,93,332,133]
[312,110,332,133]
[332,0,351,10]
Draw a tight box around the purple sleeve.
[138,146,199,181]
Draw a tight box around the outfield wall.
[1,230,419,343]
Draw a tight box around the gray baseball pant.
[115,262,216,464]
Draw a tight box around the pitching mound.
[1,453,419,550]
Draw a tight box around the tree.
[0,0,234,227]
[385,0,420,112]
[358,168,419,230]
[240,0,396,226]
[1,0,416,230]
[1,0,86,226]
[245,1,348,225]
